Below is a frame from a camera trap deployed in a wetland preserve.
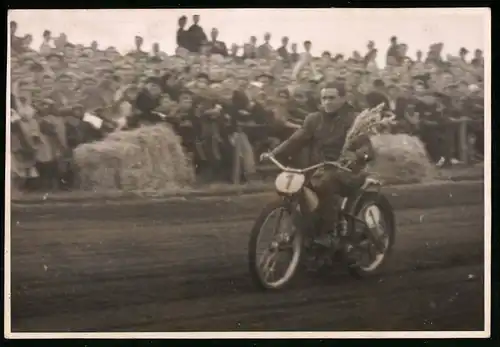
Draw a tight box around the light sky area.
[9,8,488,66]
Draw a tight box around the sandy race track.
[9,181,485,333]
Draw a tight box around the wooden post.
[458,117,469,165]
[232,126,242,185]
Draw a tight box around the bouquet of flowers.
[340,102,394,160]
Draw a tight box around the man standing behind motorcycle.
[261,82,376,247]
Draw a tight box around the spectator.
[128,36,148,60]
[290,43,300,64]
[415,50,423,63]
[49,73,76,109]
[90,40,99,52]
[386,36,400,66]
[151,42,168,60]
[459,47,469,63]
[187,14,208,53]
[176,15,190,51]
[471,49,483,68]
[20,34,36,54]
[10,21,23,54]
[40,30,55,56]
[242,36,258,59]
[54,33,68,53]
[36,99,71,190]
[207,28,228,57]
[257,32,273,59]
[277,36,290,64]
[366,79,389,109]
[398,43,412,65]
[132,76,164,127]
[426,42,444,66]
[364,48,379,71]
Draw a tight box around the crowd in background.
[9,15,485,192]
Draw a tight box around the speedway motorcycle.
[248,154,396,291]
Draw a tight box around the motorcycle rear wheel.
[248,198,303,291]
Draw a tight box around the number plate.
[275,172,305,195]
[364,205,382,228]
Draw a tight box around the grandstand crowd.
[9,15,485,192]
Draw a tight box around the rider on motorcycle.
[261,82,376,247]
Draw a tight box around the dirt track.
[10,185,485,332]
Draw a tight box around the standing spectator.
[36,99,71,190]
[363,48,378,71]
[54,33,68,53]
[20,34,36,54]
[10,21,23,54]
[277,36,290,64]
[459,47,469,63]
[290,43,300,64]
[415,50,423,63]
[363,40,376,63]
[471,49,484,68]
[242,36,258,59]
[187,14,207,53]
[257,32,274,59]
[207,28,228,57]
[40,30,55,56]
[229,43,241,60]
[151,42,168,60]
[398,43,412,65]
[386,36,400,66]
[426,43,444,66]
[176,15,190,51]
[127,35,148,60]
[90,40,99,53]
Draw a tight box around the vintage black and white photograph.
[6,8,490,338]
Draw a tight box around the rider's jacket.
[271,103,374,171]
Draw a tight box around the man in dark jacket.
[187,14,207,53]
[131,77,164,127]
[262,82,375,249]
[176,16,190,51]
[207,28,228,56]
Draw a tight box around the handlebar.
[265,155,352,174]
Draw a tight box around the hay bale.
[73,124,195,192]
[366,134,438,185]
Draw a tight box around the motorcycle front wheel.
[248,198,303,291]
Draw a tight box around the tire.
[346,191,396,279]
[248,198,303,291]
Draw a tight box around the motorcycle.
[248,154,396,291]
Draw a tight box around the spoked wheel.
[248,199,303,290]
[347,192,396,278]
